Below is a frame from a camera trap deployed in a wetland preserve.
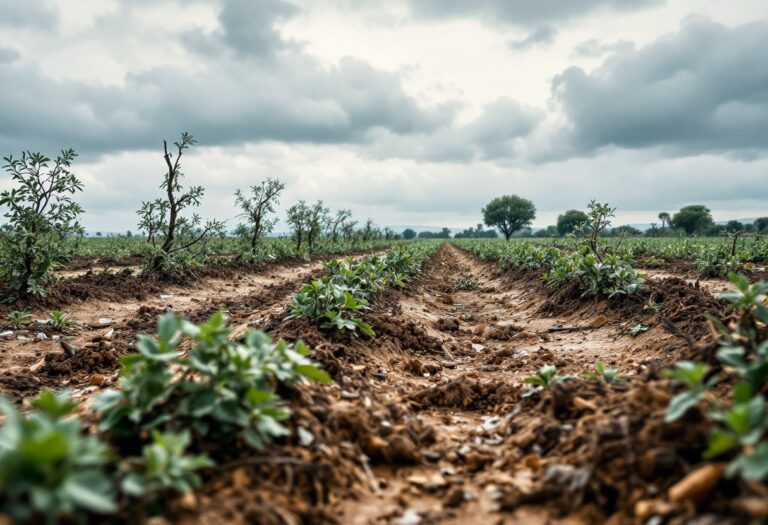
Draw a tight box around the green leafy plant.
[6,310,31,329]
[629,323,649,337]
[455,274,477,291]
[48,310,76,331]
[663,361,718,422]
[97,312,331,451]
[287,278,375,337]
[583,361,623,384]
[663,275,768,482]
[0,391,116,523]
[120,430,213,505]
[523,365,575,397]
[0,149,84,300]
[643,299,662,313]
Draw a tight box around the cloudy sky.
[1,0,766,232]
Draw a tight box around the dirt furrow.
[0,252,382,403]
[335,243,685,524]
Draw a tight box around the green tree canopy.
[482,195,536,241]
[671,205,714,235]
[556,209,588,236]
[402,228,416,240]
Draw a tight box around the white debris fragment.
[398,509,422,525]
[297,427,315,447]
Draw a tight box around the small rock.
[52,335,60,341]
[589,315,609,329]
[0,331,13,339]
[89,374,108,387]
[36,332,48,341]
[471,343,486,352]
[97,318,114,326]
[17,336,31,342]
[397,509,422,525]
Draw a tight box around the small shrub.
[0,391,116,523]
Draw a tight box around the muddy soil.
[1,243,749,524]
[0,252,381,403]
[213,243,732,525]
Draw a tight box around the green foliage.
[0,149,84,300]
[48,310,75,331]
[664,275,768,482]
[120,430,213,503]
[663,361,717,423]
[629,323,649,337]
[137,133,226,276]
[6,310,31,329]
[286,200,331,254]
[523,365,575,397]
[556,209,588,236]
[0,391,116,523]
[288,278,375,337]
[97,312,331,451]
[583,361,623,384]
[234,178,285,254]
[482,195,536,241]
[671,205,715,235]
[454,274,477,291]
[288,243,437,337]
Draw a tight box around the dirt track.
[314,243,690,524]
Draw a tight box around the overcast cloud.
[0,0,765,231]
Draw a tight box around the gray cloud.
[550,17,768,159]
[509,26,557,50]
[364,97,543,162]
[0,48,20,63]
[405,0,662,26]
[0,0,57,27]
[571,38,633,58]
[0,57,449,156]
[184,0,301,58]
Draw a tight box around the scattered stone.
[89,374,108,387]
[471,343,486,352]
[397,509,422,525]
[97,318,114,326]
[36,332,48,341]
[0,331,13,339]
[17,336,30,342]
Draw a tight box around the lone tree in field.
[658,212,671,232]
[0,150,84,299]
[671,205,714,235]
[235,177,285,254]
[556,209,588,236]
[754,217,768,234]
[137,132,225,274]
[482,195,536,240]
